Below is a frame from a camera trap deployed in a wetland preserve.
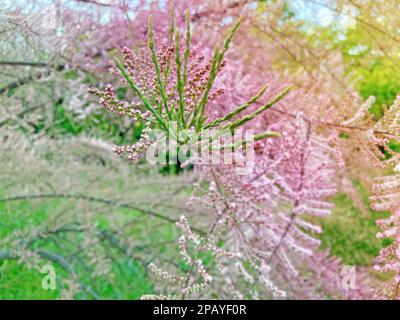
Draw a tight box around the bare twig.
[0,193,206,235]
[0,61,50,67]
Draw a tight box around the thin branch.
[0,61,51,67]
[304,0,400,44]
[268,121,311,263]
[0,193,206,235]
[270,107,398,138]
[191,0,248,22]
[74,0,115,7]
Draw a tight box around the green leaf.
[204,83,269,129]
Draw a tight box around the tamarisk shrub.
[140,113,371,299]
[89,4,289,163]
[88,2,375,299]
[194,113,372,299]
[0,1,137,140]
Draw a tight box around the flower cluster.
[374,210,400,299]
[90,4,289,163]
[87,0,387,300]
[371,173,400,299]
[193,112,365,299]
[142,215,241,299]
[88,84,150,120]
[112,45,225,116]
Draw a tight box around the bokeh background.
[1,0,399,299]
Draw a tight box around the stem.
[192,46,220,130]
[175,30,186,128]
[0,193,205,235]
[148,16,172,119]
[183,10,191,87]
[222,86,291,130]
[204,83,269,129]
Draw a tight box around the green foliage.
[318,25,400,118]
[0,261,61,300]
[357,58,400,119]
[114,12,286,141]
[0,198,153,299]
[36,99,143,145]
[285,12,400,119]
[318,182,387,266]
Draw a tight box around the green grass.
[0,198,155,299]
[0,261,61,299]
[318,181,388,266]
